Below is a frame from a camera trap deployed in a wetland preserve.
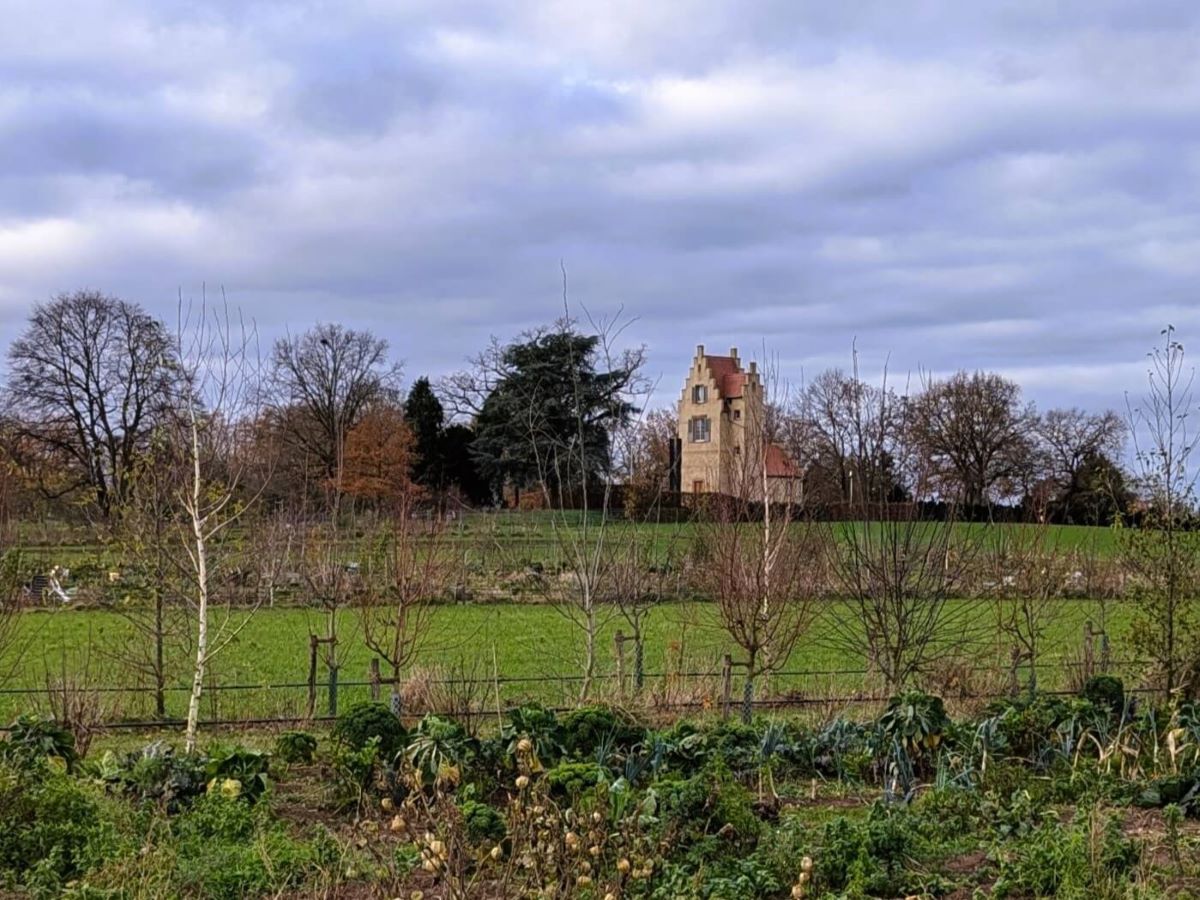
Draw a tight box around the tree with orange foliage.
[341,404,421,509]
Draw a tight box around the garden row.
[5,674,1200,897]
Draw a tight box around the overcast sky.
[2,0,1199,414]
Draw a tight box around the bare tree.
[3,290,180,518]
[620,407,678,519]
[0,547,26,693]
[792,353,904,507]
[1035,408,1126,521]
[361,498,449,714]
[606,400,689,694]
[109,449,193,717]
[983,520,1065,695]
[694,350,821,722]
[908,370,1036,508]
[1037,408,1125,485]
[171,297,267,753]
[822,364,984,692]
[522,291,651,702]
[268,323,401,489]
[1122,326,1200,698]
[290,519,363,716]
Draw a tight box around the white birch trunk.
[184,411,208,755]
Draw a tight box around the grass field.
[5,594,1137,722]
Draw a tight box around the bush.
[0,759,125,894]
[275,731,317,765]
[652,761,761,855]
[1,715,78,771]
[992,807,1139,898]
[163,795,341,900]
[816,805,922,897]
[332,702,407,759]
[1082,675,1125,717]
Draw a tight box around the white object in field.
[47,566,73,604]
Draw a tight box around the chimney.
[749,361,757,374]
[697,344,705,358]
[729,346,738,360]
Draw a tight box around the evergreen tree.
[404,377,445,489]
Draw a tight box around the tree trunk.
[184,417,208,755]
[154,586,166,718]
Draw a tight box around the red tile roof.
[704,355,747,398]
[766,443,799,478]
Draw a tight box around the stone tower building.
[676,345,801,503]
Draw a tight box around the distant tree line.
[0,287,1157,527]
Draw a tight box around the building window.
[692,384,708,404]
[688,416,711,443]
[733,408,741,421]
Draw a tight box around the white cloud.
[0,0,1198,418]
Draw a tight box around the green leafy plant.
[500,703,564,767]
[275,731,318,765]
[458,799,507,843]
[877,690,950,758]
[1,715,79,771]
[204,745,271,803]
[1082,675,1126,717]
[332,702,407,759]
[559,705,644,759]
[404,714,475,788]
[0,759,124,894]
[97,741,207,811]
[544,761,607,799]
[992,806,1139,898]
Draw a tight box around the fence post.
[306,635,318,719]
[721,654,733,720]
[1083,621,1095,682]
[327,665,339,718]
[369,658,381,702]
[614,631,626,697]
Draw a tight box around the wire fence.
[2,653,1157,731]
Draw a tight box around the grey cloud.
[1,0,1199,423]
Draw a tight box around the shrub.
[332,702,407,759]
[164,795,341,900]
[1,715,79,771]
[275,731,317,765]
[459,799,507,843]
[559,705,644,759]
[652,761,761,855]
[992,807,1139,898]
[816,805,921,897]
[1082,675,1125,717]
[0,759,125,894]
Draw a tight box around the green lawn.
[5,595,1136,722]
